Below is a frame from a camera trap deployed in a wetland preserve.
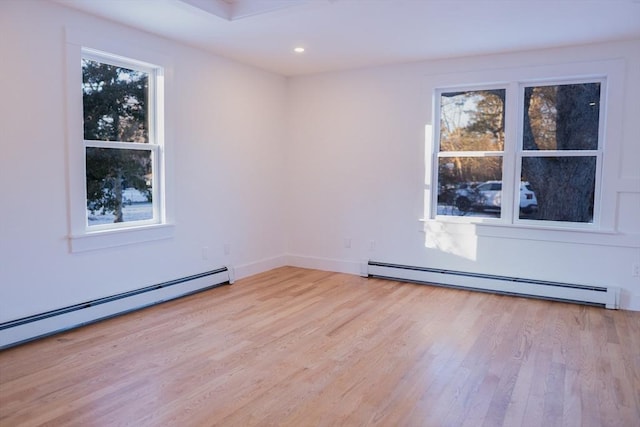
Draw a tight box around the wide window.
[433,80,603,227]
[81,50,163,229]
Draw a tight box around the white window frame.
[423,59,625,242]
[433,84,509,225]
[513,78,606,229]
[82,49,163,231]
[66,28,174,252]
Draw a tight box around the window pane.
[520,156,596,223]
[437,157,503,217]
[523,83,600,151]
[439,89,505,152]
[86,147,153,226]
[82,59,149,143]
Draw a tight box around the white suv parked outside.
[455,181,538,214]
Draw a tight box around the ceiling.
[54,0,640,76]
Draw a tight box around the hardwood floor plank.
[1,266,638,426]
[542,362,566,426]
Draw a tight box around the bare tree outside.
[435,83,600,222]
[522,83,600,223]
[437,90,505,217]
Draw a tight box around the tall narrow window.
[436,89,506,218]
[520,82,601,223]
[81,51,163,228]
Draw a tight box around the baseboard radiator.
[365,261,620,309]
[0,267,234,350]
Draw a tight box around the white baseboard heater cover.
[0,267,233,349]
[366,261,620,309]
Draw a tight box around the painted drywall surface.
[0,1,287,321]
[0,2,638,323]
[285,40,640,310]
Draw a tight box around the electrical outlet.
[344,238,352,249]
[224,243,231,256]
[633,263,640,277]
[202,246,209,260]
[369,240,376,251]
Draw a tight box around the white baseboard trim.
[286,254,363,276]
[366,261,621,309]
[0,268,230,349]
[233,255,288,280]
[3,255,637,349]
[622,292,640,311]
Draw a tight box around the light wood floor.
[1,267,639,426]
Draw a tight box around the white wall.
[0,0,288,322]
[285,40,640,310]
[1,1,638,322]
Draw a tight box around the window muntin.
[436,89,506,218]
[81,50,162,229]
[433,80,603,226]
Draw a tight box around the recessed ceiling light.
[293,47,305,54]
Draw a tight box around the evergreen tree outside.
[82,59,153,224]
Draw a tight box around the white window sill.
[69,223,175,253]
[419,218,639,248]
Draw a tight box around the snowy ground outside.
[87,188,152,225]
[436,204,500,218]
[88,202,153,225]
